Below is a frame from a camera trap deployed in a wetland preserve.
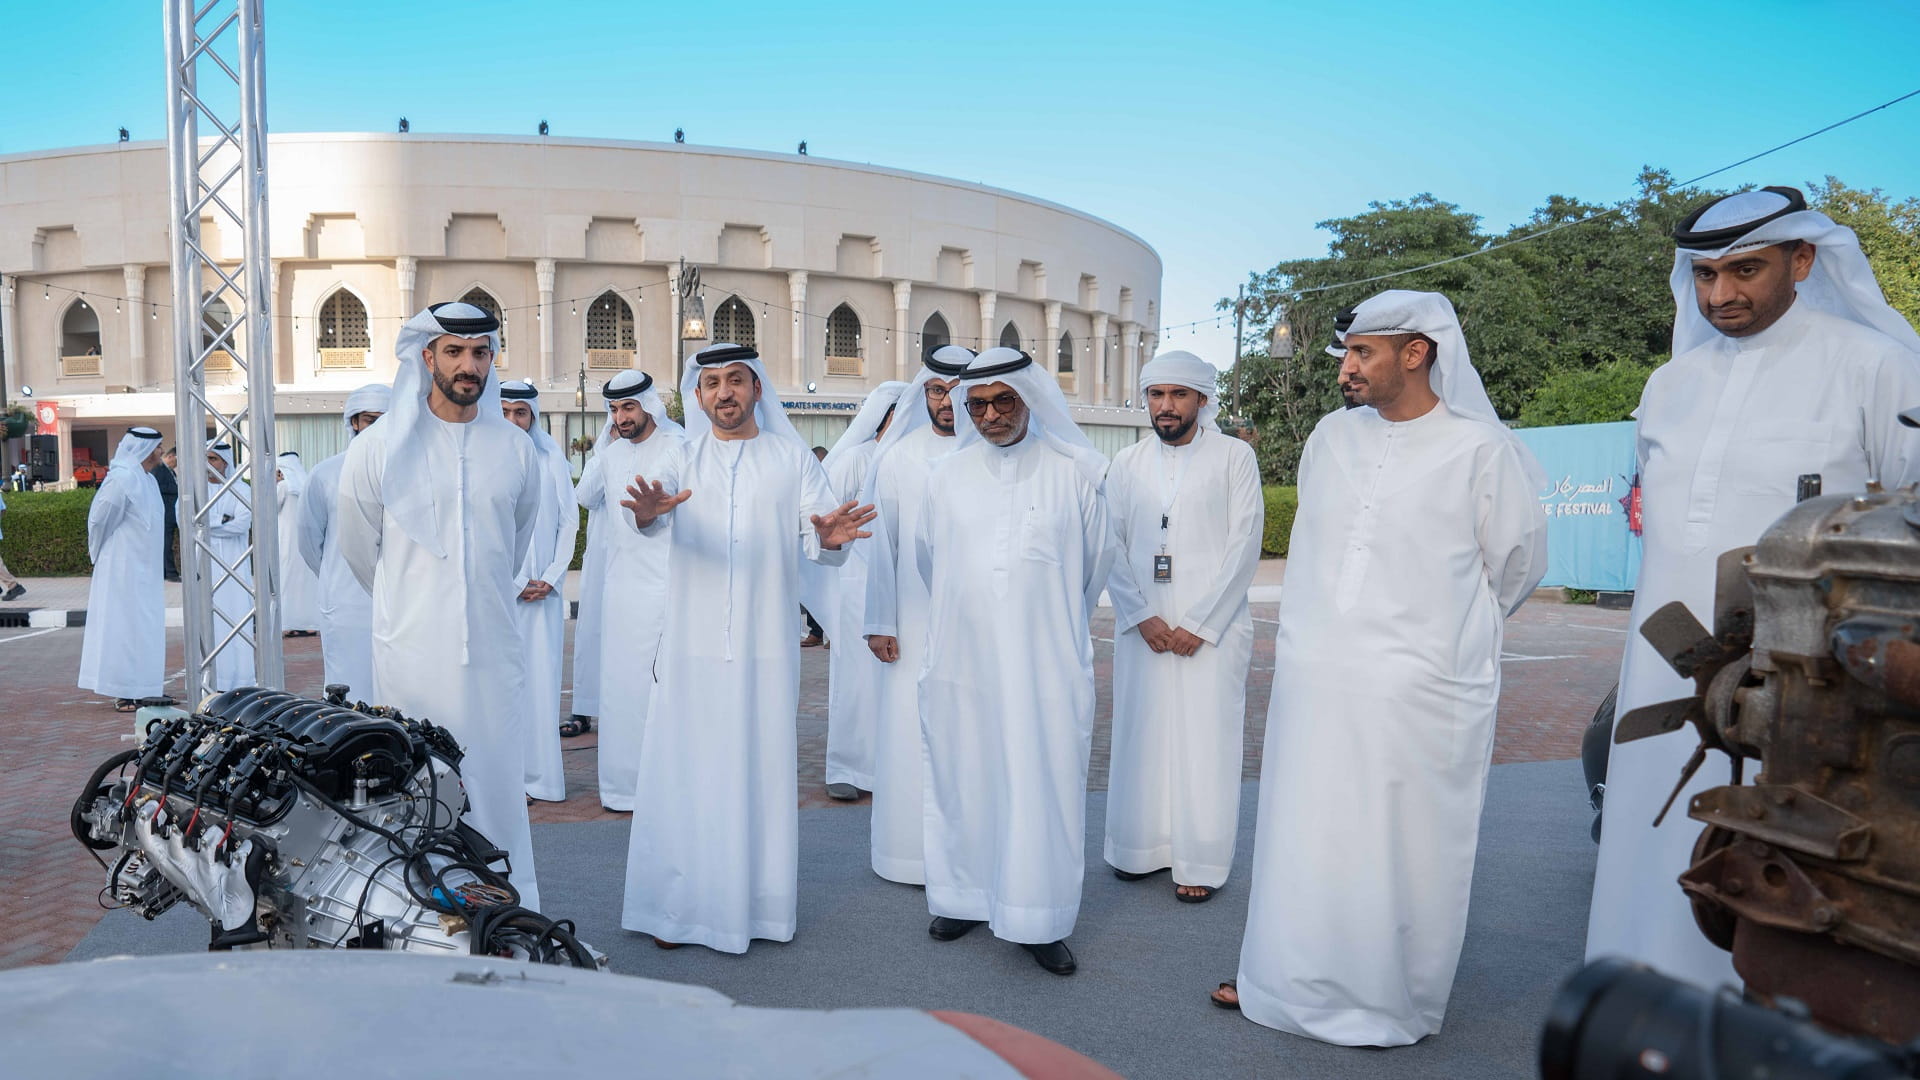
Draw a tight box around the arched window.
[825,303,862,376]
[317,288,370,370]
[200,294,233,352]
[585,289,636,369]
[59,298,103,376]
[458,287,506,360]
[1057,330,1075,374]
[921,312,950,360]
[998,321,1021,350]
[712,296,755,350]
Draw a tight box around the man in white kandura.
[274,452,320,638]
[821,379,908,802]
[585,368,685,811]
[916,347,1114,976]
[336,302,544,909]
[568,448,607,738]
[1105,351,1264,903]
[297,384,389,702]
[203,442,255,693]
[78,427,167,712]
[1587,186,1920,989]
[863,345,972,883]
[1214,290,1547,1045]
[500,381,579,804]
[619,342,873,954]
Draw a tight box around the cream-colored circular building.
[0,133,1161,479]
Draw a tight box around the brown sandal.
[1210,980,1240,1011]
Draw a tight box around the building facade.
[0,133,1160,480]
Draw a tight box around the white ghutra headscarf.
[1136,350,1222,430]
[679,343,807,446]
[953,347,1108,487]
[825,380,908,473]
[342,383,391,437]
[592,368,683,453]
[384,302,509,555]
[89,427,164,559]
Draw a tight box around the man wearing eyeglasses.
[913,347,1115,976]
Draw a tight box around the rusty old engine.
[1617,483,1920,1042]
[71,686,600,968]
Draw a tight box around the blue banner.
[1512,421,1640,592]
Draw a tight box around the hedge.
[1262,486,1297,559]
[0,488,97,575]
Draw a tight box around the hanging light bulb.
[571,301,577,316]
[115,299,121,313]
[44,285,50,300]
[151,304,158,320]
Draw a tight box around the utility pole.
[1230,283,1246,421]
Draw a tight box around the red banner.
[33,400,59,436]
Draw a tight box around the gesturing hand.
[868,635,900,664]
[620,474,692,528]
[812,500,878,550]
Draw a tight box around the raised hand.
[621,474,692,528]
[811,500,878,550]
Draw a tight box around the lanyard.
[1155,429,1199,553]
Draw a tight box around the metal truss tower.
[163,0,282,700]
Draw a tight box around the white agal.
[916,435,1114,944]
[1235,402,1546,1047]
[862,423,955,883]
[590,427,686,811]
[299,455,374,700]
[336,414,543,911]
[1587,300,1920,987]
[1104,426,1264,888]
[79,438,166,700]
[514,435,578,803]
[621,433,847,953]
[205,476,256,693]
[824,438,883,790]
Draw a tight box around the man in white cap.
[914,346,1115,976]
[78,426,167,711]
[1587,186,1920,989]
[1214,289,1547,1044]
[500,381,579,804]
[581,368,685,811]
[297,383,389,701]
[1104,350,1263,904]
[863,344,972,883]
[274,452,320,638]
[203,442,255,693]
[821,379,908,802]
[335,301,544,909]
[619,342,873,953]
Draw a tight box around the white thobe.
[277,478,320,632]
[514,445,578,803]
[571,453,607,721]
[1104,428,1264,888]
[825,440,882,790]
[78,467,165,699]
[917,436,1113,944]
[337,413,543,910]
[591,429,685,812]
[298,454,374,701]
[1587,302,1920,988]
[206,479,255,693]
[621,433,846,953]
[862,425,957,883]
[1235,402,1546,1047]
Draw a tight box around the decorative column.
[123,265,148,386]
[1119,321,1139,405]
[395,256,417,321]
[1043,300,1062,373]
[1091,311,1110,405]
[787,270,809,387]
[535,258,556,382]
[976,290,996,351]
[891,279,912,380]
[0,277,18,405]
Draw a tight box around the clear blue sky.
[2,0,1915,368]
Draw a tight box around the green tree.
[1516,358,1660,428]
[1808,176,1920,331]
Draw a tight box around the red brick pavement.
[0,598,1625,971]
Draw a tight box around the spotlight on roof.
[19,385,33,397]
[806,382,818,394]
[397,117,409,133]
[797,140,807,156]
[674,127,685,144]
[538,120,549,136]
[117,127,129,143]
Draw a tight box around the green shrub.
[571,505,589,571]
[0,488,97,575]
[1261,486,1297,559]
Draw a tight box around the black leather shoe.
[1022,939,1076,975]
[928,916,984,941]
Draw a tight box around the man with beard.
[619,343,873,953]
[582,368,685,811]
[500,381,578,804]
[863,345,971,883]
[1104,351,1263,903]
[297,384,389,702]
[337,302,544,908]
[914,347,1114,976]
